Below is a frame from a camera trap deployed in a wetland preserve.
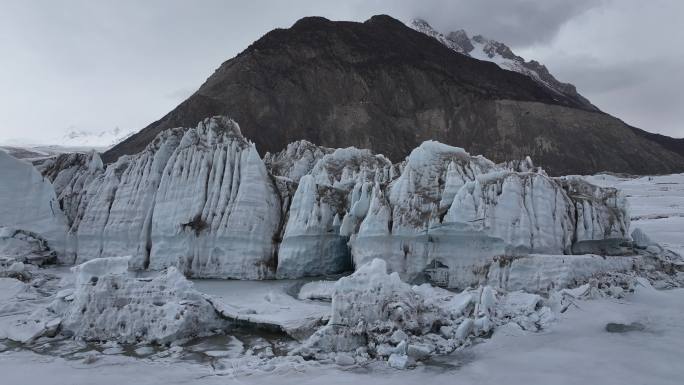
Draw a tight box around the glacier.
[1,131,683,378]
[39,117,281,278]
[4,115,636,286]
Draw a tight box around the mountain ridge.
[409,18,597,111]
[104,14,684,176]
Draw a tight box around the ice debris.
[298,259,555,368]
[47,257,229,344]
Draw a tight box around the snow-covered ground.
[1,286,682,385]
[586,173,684,256]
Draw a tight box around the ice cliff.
[0,150,68,257]
[275,146,395,278]
[21,116,632,285]
[44,117,281,278]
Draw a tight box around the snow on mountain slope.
[1,127,134,151]
[410,19,596,111]
[1,128,135,166]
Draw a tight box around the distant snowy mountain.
[1,127,134,161]
[56,127,134,148]
[409,18,596,110]
[1,127,134,150]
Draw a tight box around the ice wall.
[63,117,280,278]
[0,151,68,256]
[34,117,632,283]
[148,119,281,279]
[276,147,395,278]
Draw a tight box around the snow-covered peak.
[409,18,596,110]
[55,126,135,150]
[0,126,135,163]
[410,18,471,54]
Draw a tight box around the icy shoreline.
[2,285,683,385]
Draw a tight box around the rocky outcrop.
[103,15,684,175]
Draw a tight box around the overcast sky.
[1,0,682,145]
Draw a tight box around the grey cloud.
[547,54,684,136]
[0,0,681,142]
[548,55,656,94]
[357,0,605,47]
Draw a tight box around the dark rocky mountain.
[104,15,684,176]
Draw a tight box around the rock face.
[39,116,632,283]
[104,15,684,176]
[0,150,68,256]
